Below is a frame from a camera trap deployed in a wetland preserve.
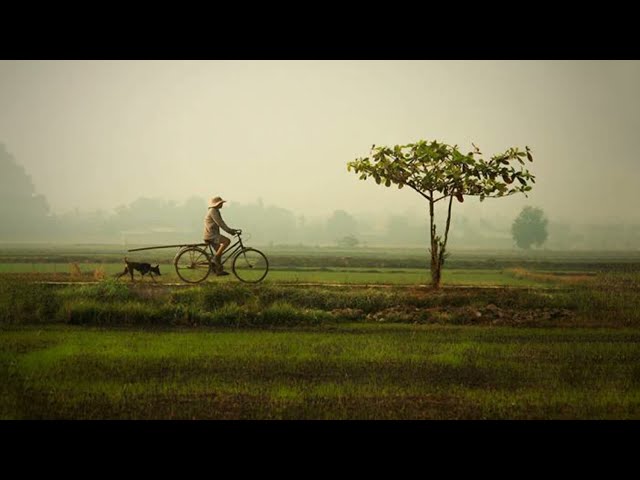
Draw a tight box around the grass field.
[0,263,592,287]
[2,324,640,419]
[1,245,639,419]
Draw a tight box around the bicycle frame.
[204,235,246,266]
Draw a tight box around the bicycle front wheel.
[232,248,269,283]
[174,247,212,284]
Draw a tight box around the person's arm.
[212,208,237,235]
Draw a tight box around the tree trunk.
[431,252,442,287]
[437,194,455,279]
[428,197,441,289]
[429,195,454,289]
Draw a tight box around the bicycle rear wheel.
[232,248,269,283]
[174,247,212,284]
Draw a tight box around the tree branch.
[442,194,454,251]
[406,181,432,201]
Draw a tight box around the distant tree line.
[2,143,640,250]
[0,144,53,238]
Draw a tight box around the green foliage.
[171,283,253,310]
[60,299,166,325]
[0,278,61,324]
[257,286,398,312]
[347,140,535,202]
[511,206,549,249]
[256,301,332,326]
[347,140,536,288]
[60,278,133,301]
[206,302,256,326]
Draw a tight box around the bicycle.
[173,230,269,284]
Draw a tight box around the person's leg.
[213,235,230,271]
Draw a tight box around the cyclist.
[203,196,240,276]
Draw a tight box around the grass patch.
[505,267,595,285]
[0,263,559,287]
[3,270,640,328]
[2,324,640,419]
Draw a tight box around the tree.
[337,235,359,248]
[0,143,51,239]
[511,206,548,250]
[347,140,535,288]
[326,210,358,239]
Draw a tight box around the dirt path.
[35,281,566,291]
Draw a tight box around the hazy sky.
[1,60,639,224]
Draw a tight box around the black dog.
[117,257,161,282]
